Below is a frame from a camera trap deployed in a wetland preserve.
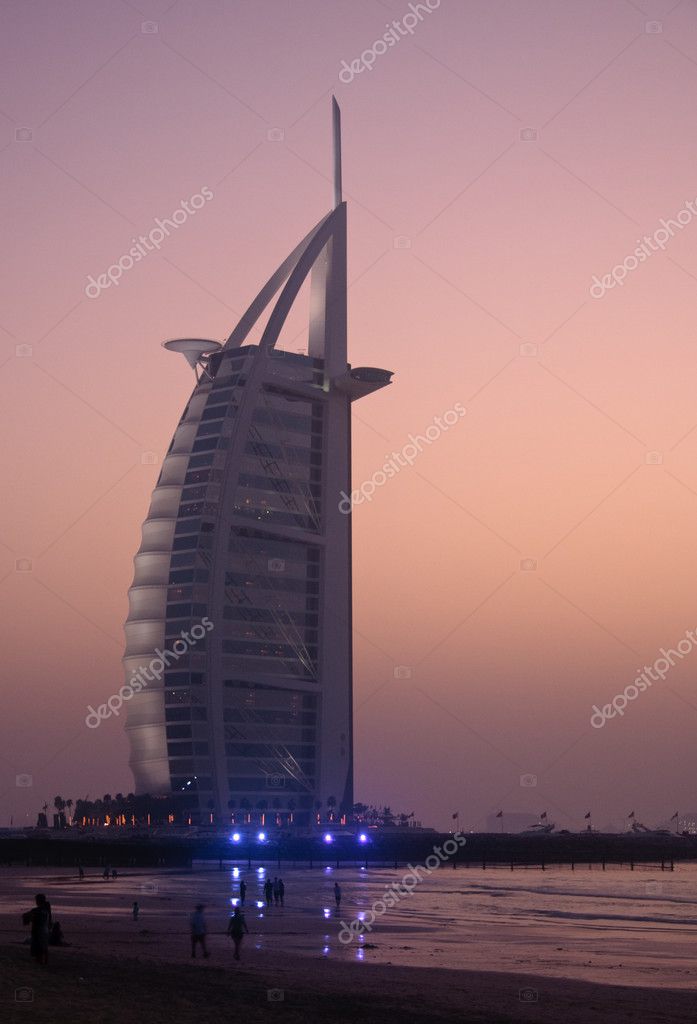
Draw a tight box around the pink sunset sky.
[2,0,697,830]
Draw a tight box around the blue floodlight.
[231,832,241,843]
[257,831,266,842]
[323,832,333,843]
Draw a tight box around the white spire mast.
[332,96,342,208]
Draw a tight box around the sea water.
[2,861,695,988]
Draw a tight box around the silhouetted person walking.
[227,906,249,961]
[278,878,285,907]
[239,879,247,905]
[22,894,51,965]
[334,882,342,909]
[264,879,273,907]
[273,876,280,905]
[190,904,210,959]
[132,901,139,921]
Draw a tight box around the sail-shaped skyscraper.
[123,100,392,823]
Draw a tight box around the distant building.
[123,100,392,824]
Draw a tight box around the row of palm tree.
[41,794,141,827]
[37,796,75,826]
[351,804,416,827]
[40,793,413,829]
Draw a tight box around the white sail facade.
[123,101,392,822]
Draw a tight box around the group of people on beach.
[189,903,249,961]
[186,878,342,962]
[262,876,285,907]
[76,863,116,881]
[22,872,345,966]
[189,875,289,962]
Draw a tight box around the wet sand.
[3,943,695,1024]
[2,864,696,1022]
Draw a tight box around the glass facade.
[125,343,351,820]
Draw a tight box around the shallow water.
[2,860,696,988]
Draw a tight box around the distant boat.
[522,821,555,835]
[630,821,672,836]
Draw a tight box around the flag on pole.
[540,811,547,820]
[671,811,679,820]
[628,810,635,818]
[584,812,591,819]
[496,810,503,818]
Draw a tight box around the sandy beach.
[2,863,696,1022]
[4,943,696,1024]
